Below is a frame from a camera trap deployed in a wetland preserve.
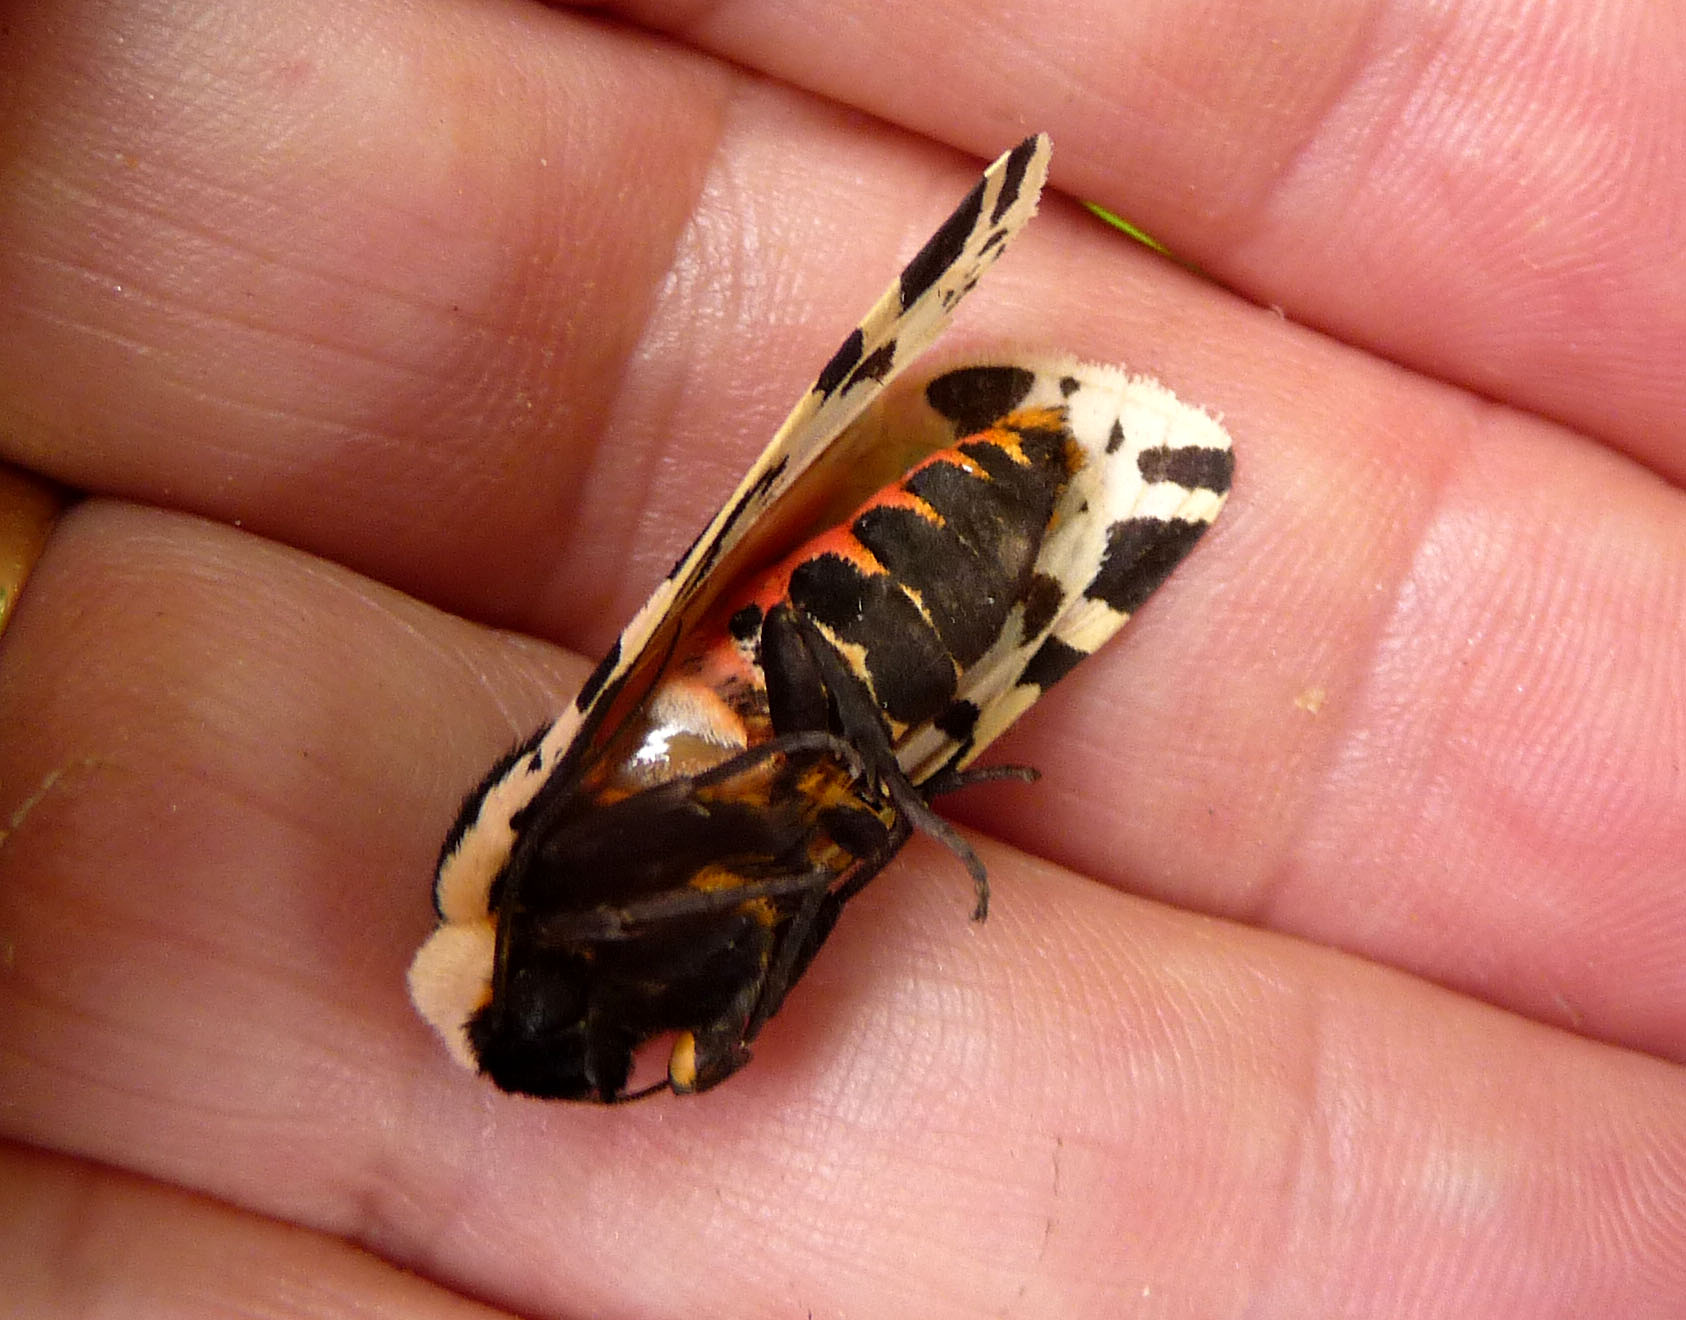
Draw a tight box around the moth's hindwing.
[889,358,1234,782]
[408,134,1235,1103]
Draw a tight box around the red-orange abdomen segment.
[675,405,1081,740]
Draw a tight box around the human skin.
[1,2,1684,1317]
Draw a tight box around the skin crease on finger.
[0,2,1683,1319]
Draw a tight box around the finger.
[0,1144,513,1320]
[3,504,1684,1318]
[0,0,729,621]
[613,0,1686,477]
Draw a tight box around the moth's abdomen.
[606,407,1081,789]
[785,410,1078,729]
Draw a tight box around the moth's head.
[409,914,647,1101]
[410,725,803,1103]
[408,917,691,1099]
[464,948,625,1100]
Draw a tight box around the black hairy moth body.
[408,135,1234,1101]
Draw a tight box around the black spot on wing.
[899,174,986,311]
[1058,375,1080,397]
[1106,419,1125,455]
[699,458,789,583]
[924,366,1037,434]
[1019,572,1066,640]
[816,328,865,397]
[788,553,956,727]
[1017,635,1086,691]
[576,638,621,711]
[728,604,764,643]
[1087,517,1210,615]
[936,698,980,742]
[991,135,1040,224]
[842,339,898,392]
[1138,444,1235,494]
[669,527,705,579]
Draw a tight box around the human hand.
[2,3,1682,1317]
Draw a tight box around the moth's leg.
[655,908,781,1094]
[687,726,869,791]
[762,603,993,920]
[758,598,835,738]
[742,822,918,1051]
[580,1001,639,1102]
[534,865,837,943]
[738,879,831,1050]
[918,760,1040,799]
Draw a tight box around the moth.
[408,135,1233,1101]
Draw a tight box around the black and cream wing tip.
[895,357,1234,780]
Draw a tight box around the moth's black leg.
[764,603,994,920]
[688,727,868,790]
[660,911,780,1094]
[534,865,837,943]
[741,879,831,1046]
[742,830,906,1048]
[918,761,1040,799]
[582,1003,638,1102]
[759,599,836,737]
